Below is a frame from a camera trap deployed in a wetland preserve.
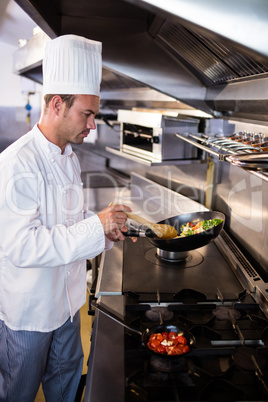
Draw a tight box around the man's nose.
[86,116,96,130]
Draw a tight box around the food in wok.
[178,218,223,237]
[123,211,225,252]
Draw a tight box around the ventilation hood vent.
[156,21,268,85]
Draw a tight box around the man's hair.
[43,94,77,113]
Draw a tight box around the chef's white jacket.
[0,124,111,332]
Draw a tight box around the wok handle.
[121,229,146,237]
[91,300,143,338]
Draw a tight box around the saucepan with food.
[124,210,225,252]
[92,301,196,358]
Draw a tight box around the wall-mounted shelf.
[175,133,268,182]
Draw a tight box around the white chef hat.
[42,34,102,96]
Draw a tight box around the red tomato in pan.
[166,346,184,355]
[150,339,161,349]
[161,332,169,340]
[182,345,190,354]
[147,331,191,356]
[156,333,164,342]
[168,331,177,340]
[155,344,166,354]
[174,335,187,346]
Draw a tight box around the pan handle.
[91,300,143,338]
[121,228,146,237]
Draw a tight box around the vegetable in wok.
[179,218,223,237]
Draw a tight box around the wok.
[124,210,225,252]
[92,301,196,359]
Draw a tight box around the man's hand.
[98,204,134,242]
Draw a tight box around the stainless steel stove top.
[122,236,243,297]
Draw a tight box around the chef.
[0,35,132,402]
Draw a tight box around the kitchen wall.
[213,159,268,279]
[0,41,42,146]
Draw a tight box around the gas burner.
[150,355,185,373]
[199,378,245,401]
[212,306,241,321]
[156,249,188,262]
[233,347,267,371]
[145,307,174,322]
[145,247,204,268]
[188,356,233,378]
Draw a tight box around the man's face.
[57,94,100,147]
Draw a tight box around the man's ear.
[51,95,63,116]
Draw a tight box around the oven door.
[121,122,163,161]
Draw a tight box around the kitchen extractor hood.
[13,29,189,112]
[14,0,268,122]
